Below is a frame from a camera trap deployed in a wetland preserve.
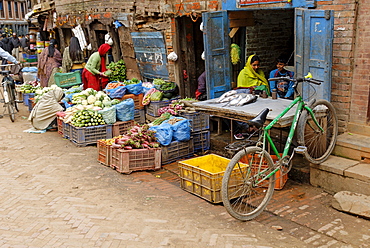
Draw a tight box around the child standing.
[269,57,294,100]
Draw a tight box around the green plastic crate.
[54,71,82,88]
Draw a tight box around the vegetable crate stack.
[179,111,210,152]
[149,113,194,165]
[97,123,162,174]
[143,79,180,117]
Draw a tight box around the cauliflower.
[87,95,97,105]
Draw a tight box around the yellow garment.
[237,54,269,93]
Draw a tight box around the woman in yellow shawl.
[237,54,269,94]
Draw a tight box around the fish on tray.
[217,90,238,103]
[236,94,258,106]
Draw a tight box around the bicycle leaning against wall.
[221,73,338,221]
[0,64,19,122]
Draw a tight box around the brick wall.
[316,0,357,132]
[245,9,294,75]
[347,0,370,125]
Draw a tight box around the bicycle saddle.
[248,108,270,128]
[0,70,10,75]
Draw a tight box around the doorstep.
[310,155,370,195]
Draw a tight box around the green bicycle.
[221,74,338,221]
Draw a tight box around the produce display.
[142,88,158,105]
[157,100,184,115]
[107,59,126,82]
[151,112,172,126]
[71,88,121,108]
[102,124,160,149]
[105,82,125,89]
[20,83,40,93]
[71,109,106,127]
[62,105,103,123]
[124,78,140,85]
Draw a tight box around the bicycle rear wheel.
[297,99,338,164]
[221,146,275,221]
[9,85,18,112]
[6,84,16,122]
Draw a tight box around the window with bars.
[14,2,18,19]
[8,1,12,18]
[0,1,4,18]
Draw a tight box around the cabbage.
[102,99,112,108]
[87,95,97,104]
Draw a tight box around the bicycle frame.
[253,95,325,185]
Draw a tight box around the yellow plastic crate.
[178,154,247,203]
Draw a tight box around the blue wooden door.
[295,9,334,101]
[131,32,169,81]
[203,11,232,99]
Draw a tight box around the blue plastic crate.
[23,93,35,106]
[70,124,112,147]
[161,139,194,165]
[192,130,210,152]
[179,111,210,133]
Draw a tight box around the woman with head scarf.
[37,39,62,87]
[237,54,269,94]
[62,37,85,73]
[81,43,111,91]
[28,87,64,131]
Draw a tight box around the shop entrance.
[175,16,204,98]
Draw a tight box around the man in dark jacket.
[10,32,21,61]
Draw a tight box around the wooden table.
[192,97,297,141]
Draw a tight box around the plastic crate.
[112,120,134,137]
[111,148,161,174]
[118,94,144,109]
[161,139,194,165]
[63,122,72,139]
[70,124,112,146]
[134,109,145,124]
[57,118,63,136]
[97,140,111,166]
[192,130,210,152]
[23,93,35,106]
[241,154,288,190]
[178,154,249,203]
[28,98,36,112]
[54,71,82,88]
[179,111,210,133]
[145,97,179,117]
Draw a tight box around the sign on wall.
[239,0,288,5]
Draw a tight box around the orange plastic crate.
[117,94,144,109]
[111,148,161,174]
[240,154,288,190]
[97,140,111,166]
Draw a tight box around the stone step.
[310,155,370,195]
[333,133,370,163]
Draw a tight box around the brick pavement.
[0,105,369,247]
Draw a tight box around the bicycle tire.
[5,83,16,122]
[221,146,275,221]
[297,99,338,164]
[9,85,18,112]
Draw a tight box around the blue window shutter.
[131,32,169,81]
[203,11,232,99]
[295,8,334,101]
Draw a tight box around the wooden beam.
[230,18,255,28]
[229,11,253,20]
[229,27,239,38]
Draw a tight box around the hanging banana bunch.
[230,43,241,65]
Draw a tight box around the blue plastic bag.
[149,123,173,146]
[164,117,191,142]
[21,67,38,73]
[105,86,127,99]
[126,82,143,95]
[115,98,134,121]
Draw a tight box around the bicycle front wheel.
[297,99,338,164]
[221,146,275,221]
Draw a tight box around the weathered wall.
[348,0,370,125]
[316,0,357,133]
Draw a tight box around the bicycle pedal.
[294,146,307,154]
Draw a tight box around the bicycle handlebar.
[0,64,16,67]
[268,76,323,85]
